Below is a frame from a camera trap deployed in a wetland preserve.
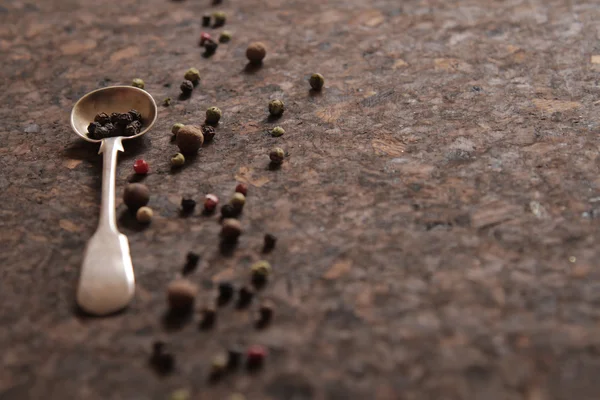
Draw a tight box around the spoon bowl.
[71,86,157,142]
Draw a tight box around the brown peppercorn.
[167,279,198,312]
[269,147,285,165]
[94,112,111,125]
[201,125,216,141]
[246,42,266,64]
[176,125,204,154]
[221,218,242,241]
[180,80,194,96]
[123,183,150,211]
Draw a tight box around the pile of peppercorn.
[87,109,143,140]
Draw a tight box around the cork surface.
[2,0,600,398]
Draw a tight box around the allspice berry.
[246,42,266,64]
[167,279,198,312]
[171,123,185,135]
[180,80,194,96]
[309,73,325,90]
[221,218,242,241]
[271,126,285,137]
[132,78,145,89]
[176,125,204,154]
[268,99,285,117]
[184,68,201,85]
[269,147,285,165]
[205,107,222,125]
[136,206,153,223]
[123,183,150,211]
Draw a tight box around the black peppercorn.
[110,112,120,124]
[227,348,243,370]
[125,120,142,136]
[263,233,277,253]
[181,197,196,213]
[201,124,216,141]
[220,204,238,219]
[217,281,235,305]
[123,183,150,211]
[237,285,254,308]
[180,80,194,96]
[94,126,109,139]
[204,39,218,55]
[199,306,217,329]
[212,0,223,5]
[256,301,274,328]
[183,252,200,275]
[128,109,142,122]
[202,14,211,27]
[94,112,111,125]
[117,112,133,127]
[103,122,117,136]
[87,122,101,136]
[150,341,175,375]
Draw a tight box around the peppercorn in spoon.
[70,86,157,315]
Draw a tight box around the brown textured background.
[2,0,600,399]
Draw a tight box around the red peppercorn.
[204,194,219,213]
[199,32,212,47]
[133,159,149,175]
[246,345,267,368]
[235,183,248,196]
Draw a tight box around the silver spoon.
[70,86,157,315]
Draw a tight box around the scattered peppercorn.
[180,80,194,96]
[204,39,218,55]
[220,204,238,219]
[217,281,235,305]
[250,260,271,287]
[268,99,285,117]
[219,31,232,43]
[229,394,246,400]
[221,218,242,241]
[269,147,285,165]
[271,126,285,137]
[123,183,150,211]
[226,349,243,371]
[136,206,153,223]
[171,152,186,167]
[132,78,145,89]
[199,306,217,329]
[256,301,274,328]
[204,194,219,213]
[169,389,190,400]
[212,0,223,5]
[210,353,228,379]
[235,183,247,196]
[176,125,204,154]
[199,32,212,47]
[128,109,142,122]
[150,341,175,375]
[94,112,111,125]
[183,251,200,275]
[184,68,201,85]
[246,42,266,64]
[163,97,172,107]
[205,106,222,125]
[230,192,246,211]
[263,233,277,253]
[172,123,185,135]
[167,279,198,312]
[202,14,211,27]
[246,345,267,369]
[237,285,254,308]
[309,73,325,91]
[212,11,226,27]
[133,159,149,175]
[201,124,216,141]
[181,196,197,213]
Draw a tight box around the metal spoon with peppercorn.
[70,86,157,315]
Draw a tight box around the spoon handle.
[77,136,135,315]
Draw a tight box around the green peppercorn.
[123,183,150,211]
[230,192,245,211]
[132,78,145,89]
[136,206,153,223]
[269,147,285,165]
[172,123,185,135]
[212,11,226,27]
[219,31,232,43]
[171,153,185,167]
[221,218,242,242]
[309,73,325,91]
[180,80,194,96]
[163,97,172,107]
[176,125,204,154]
[250,260,271,286]
[268,99,285,117]
[246,42,266,64]
[271,126,285,137]
[184,68,201,85]
[205,106,222,125]
[169,389,190,400]
[210,353,228,378]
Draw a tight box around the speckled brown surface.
[3,0,600,399]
